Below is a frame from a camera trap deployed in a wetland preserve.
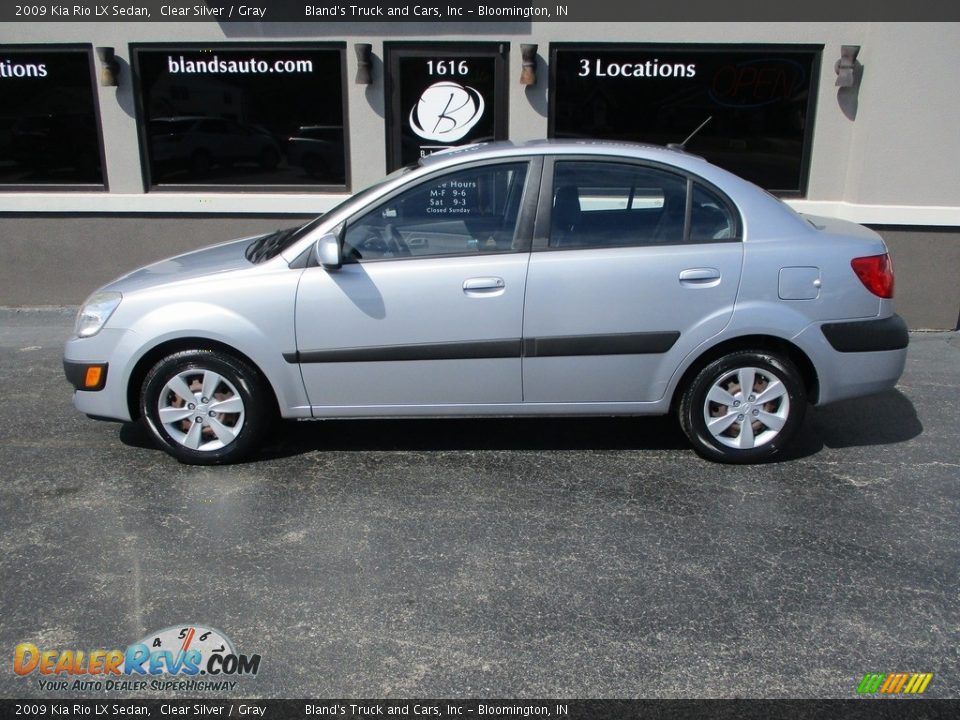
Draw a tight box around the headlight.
[75,291,122,338]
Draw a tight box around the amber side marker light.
[64,361,108,392]
[84,366,104,389]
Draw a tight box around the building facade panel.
[0,21,957,329]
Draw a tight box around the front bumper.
[64,328,136,422]
[63,360,108,392]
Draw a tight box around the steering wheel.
[356,230,388,258]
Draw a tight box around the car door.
[522,157,744,404]
[295,158,540,411]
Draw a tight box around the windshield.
[271,164,418,257]
[751,184,822,230]
[244,164,417,264]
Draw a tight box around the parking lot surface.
[1,309,957,698]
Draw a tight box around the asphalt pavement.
[0,308,957,699]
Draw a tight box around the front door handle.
[463,277,506,295]
[679,268,721,286]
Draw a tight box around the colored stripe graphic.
[857,672,932,694]
[907,673,933,694]
[857,673,885,694]
[880,673,902,693]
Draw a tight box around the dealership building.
[1,16,958,329]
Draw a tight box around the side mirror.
[314,233,342,271]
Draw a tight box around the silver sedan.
[64,140,908,464]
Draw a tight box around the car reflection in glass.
[148,116,282,181]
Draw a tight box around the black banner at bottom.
[2,699,959,720]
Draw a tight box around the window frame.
[547,42,823,198]
[532,155,743,252]
[130,41,350,193]
[0,43,107,192]
[340,156,543,265]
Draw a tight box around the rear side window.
[549,161,740,248]
[690,183,737,242]
[550,161,687,248]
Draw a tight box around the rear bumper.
[821,314,909,353]
[797,315,908,406]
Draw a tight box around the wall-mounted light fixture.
[96,47,121,87]
[835,45,861,88]
[520,44,538,86]
[355,43,373,85]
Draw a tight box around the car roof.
[419,138,704,168]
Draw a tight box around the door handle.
[679,268,721,286]
[463,277,506,294]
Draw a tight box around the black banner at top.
[2,0,959,22]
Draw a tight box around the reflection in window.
[344,163,528,261]
[134,46,347,188]
[550,162,687,248]
[0,47,103,186]
[690,183,735,241]
[551,46,820,195]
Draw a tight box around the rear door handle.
[463,277,506,294]
[679,268,721,285]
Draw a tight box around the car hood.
[100,235,262,295]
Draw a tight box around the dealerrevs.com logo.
[13,624,261,692]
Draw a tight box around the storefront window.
[132,44,348,190]
[550,44,822,196]
[385,43,509,172]
[0,45,104,187]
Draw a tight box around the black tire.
[679,350,806,463]
[140,349,272,465]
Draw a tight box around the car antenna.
[667,116,712,151]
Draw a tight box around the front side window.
[343,163,528,262]
[133,44,347,189]
[550,161,687,248]
[0,46,104,187]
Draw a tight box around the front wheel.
[679,350,806,463]
[140,349,272,465]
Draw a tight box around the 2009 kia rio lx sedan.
[64,140,908,464]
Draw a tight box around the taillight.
[851,253,894,298]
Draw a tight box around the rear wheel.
[679,350,806,463]
[140,349,272,465]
